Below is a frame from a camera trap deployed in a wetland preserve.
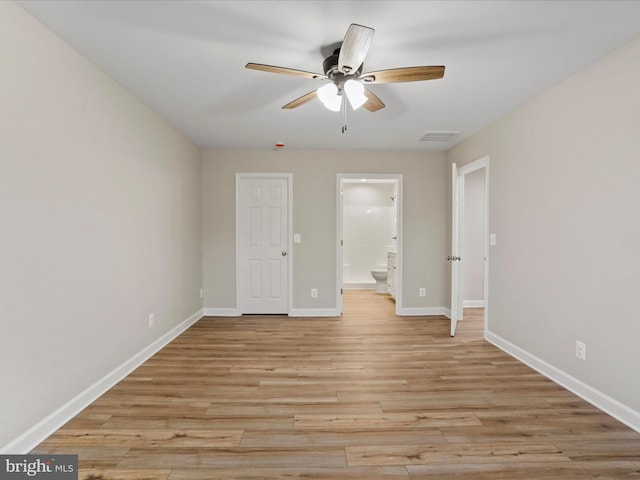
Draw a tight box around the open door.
[450,163,462,336]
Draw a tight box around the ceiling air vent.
[420,131,460,142]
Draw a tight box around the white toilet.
[371,269,388,293]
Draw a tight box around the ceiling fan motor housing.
[323,48,363,82]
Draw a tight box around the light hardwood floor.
[33,290,640,479]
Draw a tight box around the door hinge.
[341,288,343,295]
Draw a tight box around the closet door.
[237,175,289,314]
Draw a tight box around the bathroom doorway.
[336,174,402,315]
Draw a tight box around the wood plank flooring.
[33,290,640,479]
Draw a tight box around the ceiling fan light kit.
[317,83,342,111]
[317,79,367,112]
[246,23,445,132]
[344,79,367,110]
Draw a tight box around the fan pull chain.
[341,95,348,134]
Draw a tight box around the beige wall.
[0,2,202,449]
[447,35,640,416]
[202,149,447,313]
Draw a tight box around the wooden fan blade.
[282,90,318,109]
[246,63,327,80]
[338,24,374,75]
[360,66,445,84]
[362,88,385,112]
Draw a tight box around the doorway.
[337,174,402,315]
[450,157,489,337]
[236,173,292,315]
[462,167,486,311]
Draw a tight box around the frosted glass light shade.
[317,83,342,111]
[344,79,367,110]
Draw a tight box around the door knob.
[282,251,287,256]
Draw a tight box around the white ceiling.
[16,0,640,151]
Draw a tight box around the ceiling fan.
[245,23,445,131]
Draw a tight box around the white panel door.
[450,163,462,336]
[238,176,289,314]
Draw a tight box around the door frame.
[452,157,489,338]
[336,173,403,315]
[235,173,293,315]
[450,163,461,336]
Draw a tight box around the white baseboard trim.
[464,300,485,308]
[399,307,449,316]
[443,308,452,319]
[289,308,340,317]
[203,307,341,318]
[486,331,640,434]
[203,307,241,317]
[1,309,204,454]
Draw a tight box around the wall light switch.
[489,233,497,246]
[294,234,301,243]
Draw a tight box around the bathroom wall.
[342,182,397,287]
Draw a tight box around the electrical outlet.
[311,288,318,298]
[148,313,155,328]
[419,287,426,297]
[576,340,586,360]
